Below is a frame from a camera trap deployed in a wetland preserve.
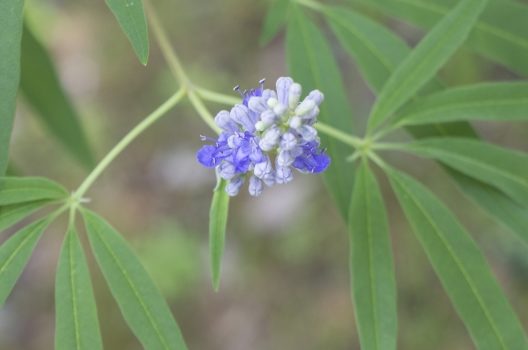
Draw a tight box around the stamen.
[233,85,244,97]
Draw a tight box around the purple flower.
[196,77,330,197]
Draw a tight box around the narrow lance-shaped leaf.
[0,0,24,175]
[209,179,229,291]
[55,228,103,350]
[259,0,290,46]
[20,24,95,169]
[287,5,355,217]
[0,217,51,307]
[106,0,149,65]
[367,0,488,133]
[0,200,50,233]
[0,177,68,206]
[452,172,528,244]
[327,4,528,244]
[349,161,397,350]
[388,168,528,350]
[325,6,410,94]
[352,0,528,77]
[403,138,528,207]
[395,82,528,126]
[82,209,188,350]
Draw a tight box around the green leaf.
[330,1,528,244]
[106,0,149,65]
[20,24,95,169]
[55,228,103,350]
[260,0,290,46]
[349,161,397,350]
[366,0,488,133]
[0,200,50,233]
[325,7,409,93]
[209,180,229,291]
[396,82,528,126]
[82,209,188,350]
[388,168,528,350]
[353,0,528,76]
[0,217,50,306]
[286,5,355,217]
[0,177,68,206]
[404,138,528,206]
[0,0,24,176]
[449,172,528,245]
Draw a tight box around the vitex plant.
[1,0,528,348]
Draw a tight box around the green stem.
[145,1,190,86]
[295,0,325,12]
[371,142,409,151]
[195,87,241,106]
[315,122,363,148]
[75,89,186,198]
[188,90,221,134]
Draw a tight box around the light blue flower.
[197,77,330,197]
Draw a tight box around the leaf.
[55,228,103,350]
[82,209,188,350]
[449,172,528,245]
[330,1,528,246]
[209,180,229,291]
[0,200,50,233]
[396,82,528,126]
[0,177,68,206]
[286,5,356,217]
[404,138,528,206]
[366,0,488,133]
[325,7,410,93]
[353,0,528,76]
[349,161,397,350]
[105,0,149,65]
[388,168,528,350]
[0,217,50,306]
[259,0,290,46]
[0,0,24,176]
[20,24,95,169]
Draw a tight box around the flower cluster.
[197,77,330,196]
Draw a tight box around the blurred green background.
[3,0,528,349]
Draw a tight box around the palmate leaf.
[106,0,149,65]
[259,0,290,46]
[387,168,528,350]
[20,24,95,169]
[82,209,188,350]
[349,161,397,350]
[209,179,229,291]
[0,200,50,233]
[353,0,528,76]
[366,0,488,133]
[0,177,68,206]
[0,217,51,307]
[55,228,103,350]
[286,5,355,217]
[0,0,24,175]
[404,138,528,207]
[321,5,528,244]
[395,82,528,126]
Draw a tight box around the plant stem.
[195,87,241,106]
[295,0,325,12]
[145,1,190,86]
[75,89,186,198]
[314,122,363,148]
[188,91,221,134]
